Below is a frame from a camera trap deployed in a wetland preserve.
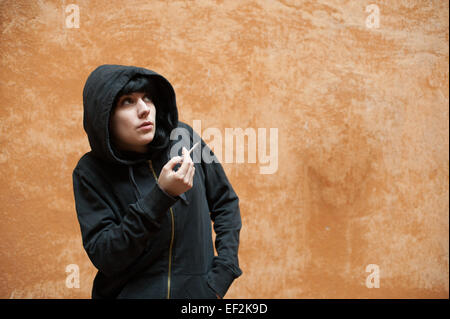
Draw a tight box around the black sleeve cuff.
[136,183,178,225]
[207,264,236,298]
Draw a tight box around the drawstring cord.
[128,165,142,201]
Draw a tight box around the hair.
[111,75,173,154]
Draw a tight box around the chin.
[137,139,153,146]
[140,134,155,145]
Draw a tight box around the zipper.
[149,160,175,299]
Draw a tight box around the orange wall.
[0,0,448,298]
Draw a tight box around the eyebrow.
[118,93,136,101]
[119,92,148,99]
[119,94,133,99]
[118,93,152,106]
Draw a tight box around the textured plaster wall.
[0,0,448,298]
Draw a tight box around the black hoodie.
[72,64,242,299]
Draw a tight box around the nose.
[137,98,151,118]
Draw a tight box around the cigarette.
[187,142,200,155]
[181,142,199,160]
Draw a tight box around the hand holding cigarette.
[181,142,199,162]
[157,143,198,197]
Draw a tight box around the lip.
[137,121,154,130]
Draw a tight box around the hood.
[82,64,178,166]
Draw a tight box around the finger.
[177,147,191,176]
[184,163,195,186]
[164,156,183,171]
[183,163,192,183]
[182,146,193,163]
[188,163,195,185]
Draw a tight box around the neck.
[113,140,149,154]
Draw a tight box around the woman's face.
[109,91,156,153]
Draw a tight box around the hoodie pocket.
[183,274,217,299]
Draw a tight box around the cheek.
[111,113,133,138]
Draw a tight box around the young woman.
[72,64,242,299]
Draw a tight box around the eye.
[143,95,152,103]
[121,97,134,105]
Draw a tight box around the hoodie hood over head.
[82,64,178,166]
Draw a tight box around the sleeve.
[192,130,243,298]
[72,168,178,277]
